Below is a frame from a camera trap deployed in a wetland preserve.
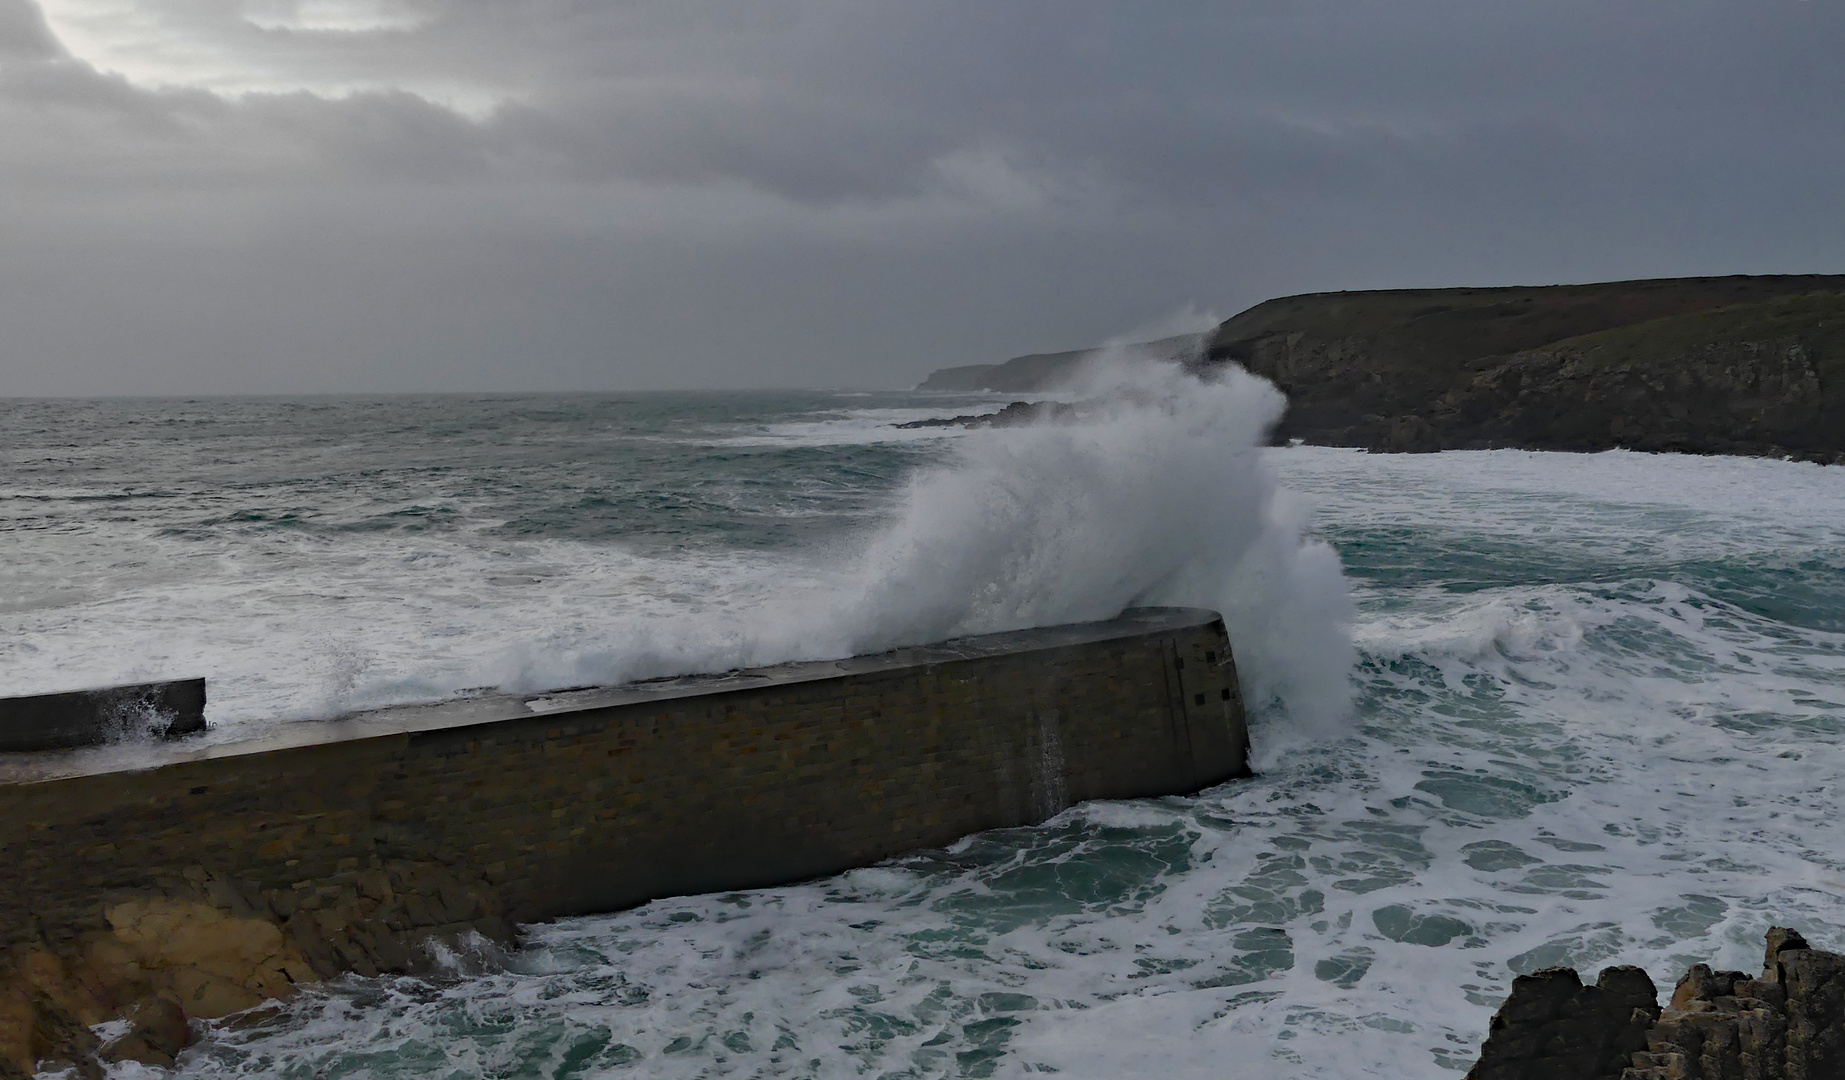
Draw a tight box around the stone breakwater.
[0,607,1247,1077]
[1466,928,1845,1079]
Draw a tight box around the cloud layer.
[2,0,1840,394]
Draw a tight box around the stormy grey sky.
[0,0,1839,395]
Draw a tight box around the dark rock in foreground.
[1467,964,1659,1080]
[1466,928,1845,1079]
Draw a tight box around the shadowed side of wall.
[0,608,1246,1076]
[0,680,205,754]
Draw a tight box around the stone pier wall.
[0,607,1247,1076]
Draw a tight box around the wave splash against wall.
[508,361,1355,760]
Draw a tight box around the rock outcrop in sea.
[914,275,1845,463]
[1466,928,1845,1079]
[894,400,1080,429]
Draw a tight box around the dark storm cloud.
[0,0,1839,394]
[0,0,59,58]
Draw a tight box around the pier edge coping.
[0,606,1225,786]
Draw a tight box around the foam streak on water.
[6,393,1845,1078]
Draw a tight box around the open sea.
[4,372,1844,1079]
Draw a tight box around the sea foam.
[47,423,1843,1079]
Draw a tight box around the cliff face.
[1426,296,1842,457]
[914,276,1845,462]
[1201,275,1845,462]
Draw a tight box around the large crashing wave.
[505,356,1356,755]
[836,357,1355,748]
[2,371,1356,750]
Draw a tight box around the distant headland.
[916,275,1845,464]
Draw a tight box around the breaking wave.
[0,381,1355,749]
[501,360,1355,752]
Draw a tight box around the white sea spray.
[828,358,1356,741]
[293,364,1356,739]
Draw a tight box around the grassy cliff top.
[1205,275,1845,377]
[1536,290,1845,366]
[916,275,1845,407]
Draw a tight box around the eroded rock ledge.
[1467,928,1845,1080]
[0,860,509,1078]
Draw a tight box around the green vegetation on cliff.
[1202,274,1845,460]
[916,275,1845,462]
[1424,291,1845,458]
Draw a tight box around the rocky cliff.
[1467,928,1845,1080]
[0,862,510,1078]
[915,276,1845,462]
[1203,276,1845,461]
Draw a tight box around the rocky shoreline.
[1466,928,1845,1080]
[0,861,512,1078]
[914,276,1845,464]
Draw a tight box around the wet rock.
[1780,934,1845,1077]
[1383,414,1438,453]
[1,858,518,1075]
[25,991,100,1080]
[101,897,299,1018]
[98,998,191,1067]
[0,989,33,1079]
[1466,964,1659,1080]
[894,400,1080,429]
[0,950,110,1079]
[1627,927,1845,1080]
[1465,928,1845,1080]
